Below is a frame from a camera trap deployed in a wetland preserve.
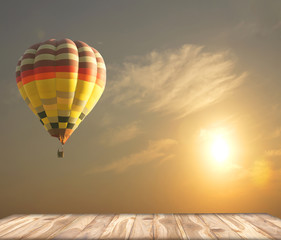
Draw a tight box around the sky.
[0,0,281,219]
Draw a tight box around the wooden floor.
[0,214,280,239]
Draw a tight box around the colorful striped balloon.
[16,38,106,144]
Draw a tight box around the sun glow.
[211,136,229,163]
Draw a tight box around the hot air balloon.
[16,38,106,157]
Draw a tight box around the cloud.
[99,112,114,127]
[269,126,281,139]
[265,148,281,157]
[108,44,246,119]
[87,138,178,174]
[100,121,142,146]
[250,158,273,188]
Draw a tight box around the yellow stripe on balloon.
[43,104,57,111]
[94,52,102,58]
[35,54,56,62]
[70,111,80,118]
[42,118,50,124]
[74,80,95,101]
[97,62,106,69]
[56,78,77,92]
[78,46,93,52]
[76,118,82,125]
[56,53,78,61]
[21,58,35,66]
[38,44,56,50]
[45,110,57,117]
[57,97,73,105]
[24,49,37,54]
[85,85,103,113]
[57,103,72,110]
[78,56,96,62]
[57,43,77,50]
[36,79,56,99]
[59,123,67,128]
[71,105,84,112]
[23,81,43,108]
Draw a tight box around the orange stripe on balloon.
[34,66,56,74]
[35,72,56,80]
[22,74,35,84]
[56,72,78,79]
[78,73,95,82]
[17,81,23,89]
[78,68,96,75]
[96,78,105,87]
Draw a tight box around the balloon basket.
[57,145,64,158]
[57,150,64,158]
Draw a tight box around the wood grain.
[176,214,216,239]
[199,214,242,239]
[0,215,22,226]
[216,213,273,239]
[99,214,136,239]
[154,214,184,239]
[238,213,281,240]
[129,214,154,239]
[23,214,78,239]
[0,213,280,239]
[75,214,115,239]
[0,214,60,239]
[0,214,43,237]
[258,213,281,229]
[51,214,97,239]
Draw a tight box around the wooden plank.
[0,214,43,237]
[258,213,281,229]
[199,214,242,239]
[129,214,154,239]
[23,214,78,239]
[239,213,281,240]
[0,213,280,239]
[0,215,23,226]
[174,214,187,239]
[0,215,32,235]
[216,213,273,239]
[154,214,184,239]
[100,214,136,239]
[75,214,115,239]
[176,214,216,239]
[1,214,61,239]
[50,214,97,239]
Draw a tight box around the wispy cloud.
[269,126,281,139]
[265,148,281,157]
[87,138,178,174]
[108,44,246,119]
[250,158,273,188]
[100,121,142,146]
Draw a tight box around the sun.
[211,136,229,163]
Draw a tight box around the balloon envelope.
[16,38,106,144]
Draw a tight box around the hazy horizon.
[1,0,281,219]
